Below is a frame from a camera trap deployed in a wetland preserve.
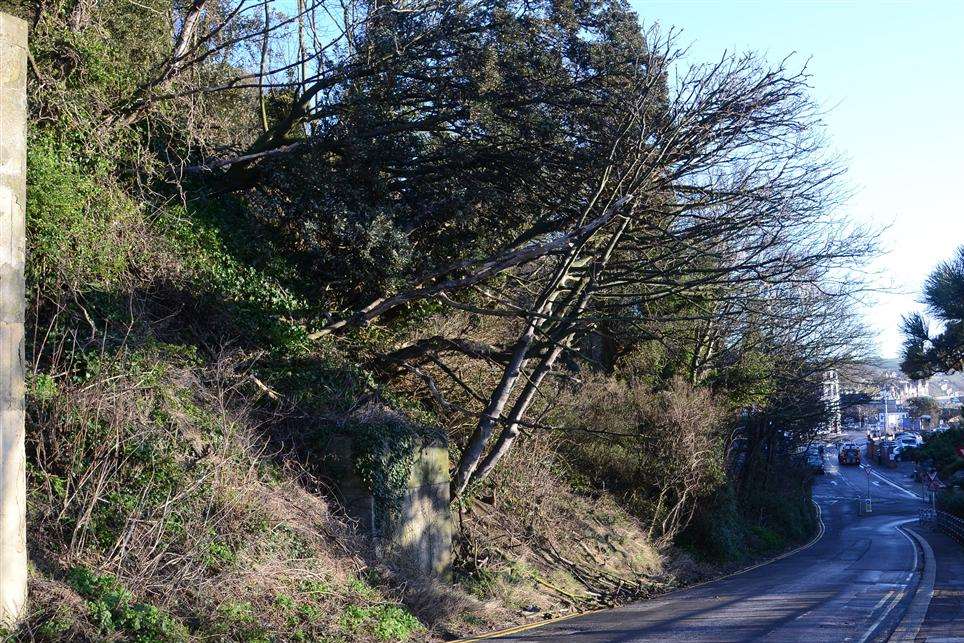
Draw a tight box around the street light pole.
[0,11,28,627]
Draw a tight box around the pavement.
[848,432,964,643]
[469,429,964,642]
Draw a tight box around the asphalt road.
[489,430,964,642]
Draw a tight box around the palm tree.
[901,246,964,378]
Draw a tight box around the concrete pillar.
[324,434,452,578]
[393,443,452,577]
[0,11,28,628]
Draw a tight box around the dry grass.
[449,433,666,637]
[15,344,426,642]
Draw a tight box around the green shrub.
[26,130,147,291]
[35,605,76,639]
[937,489,964,518]
[677,485,749,562]
[917,428,964,478]
[66,567,188,641]
[748,525,785,552]
[339,603,424,641]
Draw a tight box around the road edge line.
[887,524,936,642]
[449,500,825,642]
[857,522,919,643]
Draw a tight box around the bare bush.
[558,374,725,544]
[456,432,665,618]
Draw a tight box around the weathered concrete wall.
[324,435,452,578]
[392,444,452,577]
[0,11,28,628]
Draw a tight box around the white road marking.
[870,589,896,612]
[868,468,920,500]
[855,523,919,643]
[889,525,937,642]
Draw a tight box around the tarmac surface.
[487,430,964,642]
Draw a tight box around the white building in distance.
[822,370,841,434]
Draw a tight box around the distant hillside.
[873,357,902,371]
[931,372,964,399]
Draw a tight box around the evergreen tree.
[901,246,964,378]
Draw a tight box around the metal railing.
[935,510,964,544]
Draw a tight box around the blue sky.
[631,0,964,358]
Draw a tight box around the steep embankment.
[3,2,827,640]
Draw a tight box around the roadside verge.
[450,501,826,642]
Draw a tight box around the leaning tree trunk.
[0,11,28,627]
[449,205,629,501]
[467,211,635,489]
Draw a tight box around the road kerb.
[887,524,936,642]
[449,501,826,642]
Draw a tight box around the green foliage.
[26,130,149,291]
[458,566,500,600]
[916,428,964,479]
[676,485,749,562]
[339,604,424,641]
[678,478,815,564]
[213,600,271,641]
[901,246,964,378]
[260,348,375,412]
[711,350,777,410]
[748,525,785,552]
[26,344,213,561]
[299,578,332,597]
[35,604,77,639]
[906,396,941,420]
[353,428,418,510]
[28,372,59,402]
[67,567,188,641]
[347,416,441,514]
[27,0,169,100]
[203,538,238,571]
[80,408,191,550]
[158,201,314,347]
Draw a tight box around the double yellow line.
[452,609,594,642]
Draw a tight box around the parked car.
[896,432,923,446]
[806,446,825,474]
[878,439,897,464]
[894,433,922,461]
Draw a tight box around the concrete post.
[324,434,452,578]
[394,443,452,578]
[0,11,28,628]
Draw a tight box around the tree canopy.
[901,246,964,378]
[906,395,940,420]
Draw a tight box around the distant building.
[880,373,930,404]
[878,408,908,431]
[822,370,841,433]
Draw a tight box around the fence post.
[0,11,28,628]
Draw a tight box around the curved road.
[487,432,962,642]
